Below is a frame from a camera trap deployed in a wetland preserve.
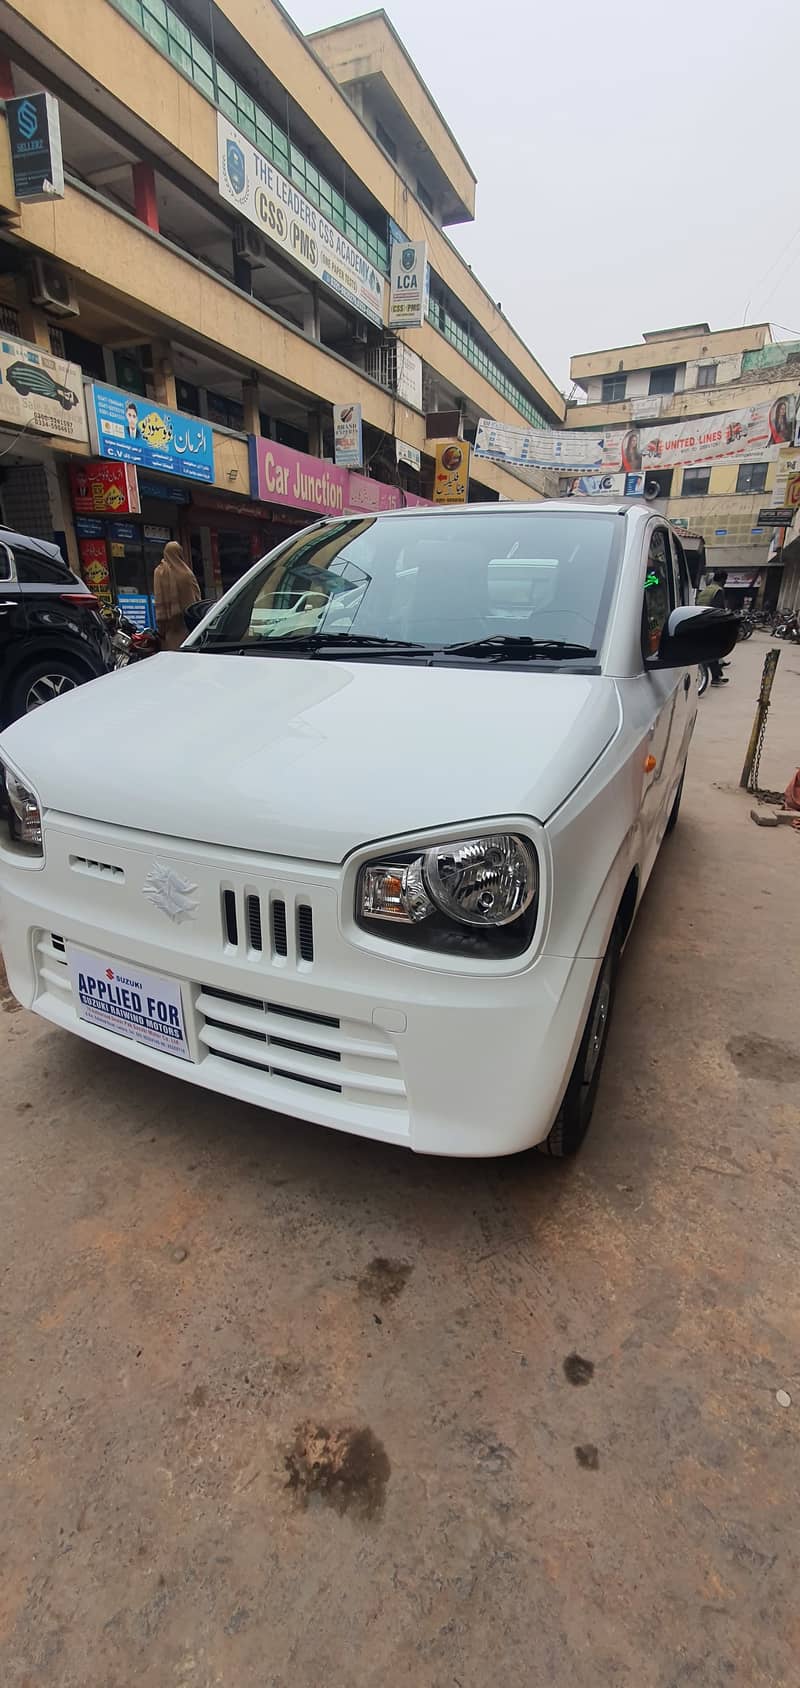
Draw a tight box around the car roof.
[355,498,653,523]
[0,526,68,563]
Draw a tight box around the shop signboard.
[217,114,385,328]
[70,460,140,515]
[250,437,350,516]
[249,436,431,516]
[395,343,423,411]
[476,393,800,476]
[785,472,800,508]
[433,441,470,505]
[138,476,191,505]
[7,92,64,201]
[757,507,794,526]
[118,592,155,630]
[74,516,105,540]
[77,537,112,607]
[396,438,422,472]
[389,239,427,330]
[0,332,87,440]
[87,385,214,483]
[333,404,363,468]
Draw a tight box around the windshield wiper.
[192,631,427,656]
[443,635,597,661]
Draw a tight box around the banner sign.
[433,440,470,505]
[396,438,422,472]
[476,393,800,475]
[88,385,214,482]
[7,92,64,201]
[77,538,112,607]
[118,592,155,630]
[249,437,431,516]
[757,507,794,526]
[389,240,427,329]
[70,460,140,515]
[333,403,363,468]
[217,114,385,328]
[0,333,86,440]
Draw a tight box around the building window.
[697,363,717,388]
[376,120,397,162]
[416,179,434,214]
[682,467,711,497]
[736,462,769,494]
[601,373,627,403]
[649,364,679,396]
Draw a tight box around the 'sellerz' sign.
[217,114,385,328]
[7,93,64,201]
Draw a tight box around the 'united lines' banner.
[476,393,799,475]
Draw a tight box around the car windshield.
[188,510,620,659]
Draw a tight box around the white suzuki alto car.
[0,502,736,1158]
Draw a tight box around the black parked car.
[0,527,113,724]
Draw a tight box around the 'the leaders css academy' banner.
[389,240,427,329]
[217,114,385,329]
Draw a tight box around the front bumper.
[0,814,598,1157]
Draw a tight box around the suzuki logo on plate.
[142,862,199,923]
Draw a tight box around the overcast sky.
[288,0,800,395]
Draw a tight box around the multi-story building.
[0,0,565,609]
[567,322,800,607]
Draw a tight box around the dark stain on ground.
[727,1033,800,1083]
[575,1443,600,1470]
[285,1423,390,1521]
[0,955,19,1014]
[563,1353,595,1386]
[357,1256,413,1305]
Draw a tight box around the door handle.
[683,673,691,693]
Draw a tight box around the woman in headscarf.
[153,540,201,650]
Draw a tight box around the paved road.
[2,635,799,1687]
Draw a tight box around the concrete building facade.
[0,0,564,608]
[567,322,800,605]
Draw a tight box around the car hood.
[0,654,621,862]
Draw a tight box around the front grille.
[271,899,288,958]
[197,986,406,1108]
[297,903,314,963]
[246,894,262,952]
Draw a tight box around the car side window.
[11,547,69,585]
[0,545,11,583]
[642,527,673,659]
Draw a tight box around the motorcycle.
[737,614,755,640]
[774,612,800,641]
[102,607,162,666]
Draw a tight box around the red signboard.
[77,538,112,607]
[70,460,140,515]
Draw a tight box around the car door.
[638,523,684,881]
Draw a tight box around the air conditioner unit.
[30,257,80,318]
[234,222,270,267]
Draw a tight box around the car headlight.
[0,758,44,855]
[358,833,538,957]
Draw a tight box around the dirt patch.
[563,1353,594,1386]
[357,1257,413,1305]
[575,1444,600,1471]
[0,954,19,1014]
[727,1033,800,1083]
[285,1423,390,1521]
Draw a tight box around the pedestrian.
[153,540,200,651]
[697,569,730,684]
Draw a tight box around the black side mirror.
[657,606,739,668]
[184,599,212,632]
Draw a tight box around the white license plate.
[66,945,191,1062]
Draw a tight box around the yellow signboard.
[433,440,470,505]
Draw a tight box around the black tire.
[665,765,685,834]
[696,662,710,697]
[6,656,89,722]
[538,928,621,1158]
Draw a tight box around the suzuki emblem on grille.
[142,861,199,923]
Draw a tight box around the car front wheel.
[538,927,620,1158]
[7,657,89,722]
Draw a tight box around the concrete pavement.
[1,633,799,1687]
